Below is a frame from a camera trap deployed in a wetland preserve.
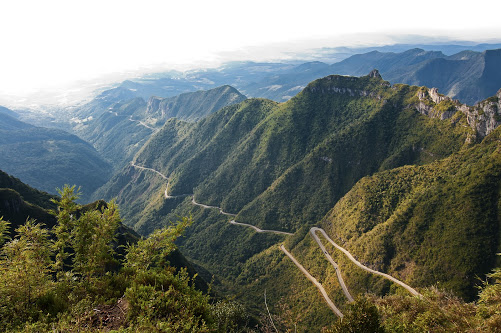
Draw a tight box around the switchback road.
[280,245,343,318]
[130,162,420,318]
[311,227,422,297]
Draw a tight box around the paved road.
[311,227,421,297]
[128,116,156,130]
[131,162,291,235]
[191,197,293,235]
[131,163,189,199]
[131,162,167,179]
[280,245,344,318]
[230,220,293,235]
[310,228,354,302]
[191,197,235,216]
[130,161,420,318]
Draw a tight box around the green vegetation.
[320,126,501,300]
[325,296,384,333]
[318,274,501,332]
[434,99,456,113]
[106,74,472,233]
[0,111,112,201]
[0,169,56,209]
[74,86,246,171]
[0,185,249,332]
[94,72,501,329]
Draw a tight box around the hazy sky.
[1,0,500,103]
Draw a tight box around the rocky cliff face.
[306,70,390,100]
[306,70,500,141]
[466,89,501,139]
[416,87,501,140]
[146,96,164,117]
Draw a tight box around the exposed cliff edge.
[416,86,501,140]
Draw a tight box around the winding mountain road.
[131,162,167,179]
[311,227,422,297]
[229,220,293,235]
[130,162,420,317]
[128,116,156,131]
[190,197,293,235]
[310,228,354,302]
[280,245,344,318]
[131,162,189,199]
[131,162,291,235]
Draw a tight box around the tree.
[72,200,121,281]
[0,216,9,246]
[0,220,53,328]
[51,185,80,277]
[125,216,192,272]
[51,185,120,283]
[326,296,384,333]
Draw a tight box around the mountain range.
[0,108,111,200]
[93,47,501,106]
[15,45,501,131]
[71,85,246,169]
[91,68,500,328]
[2,44,501,330]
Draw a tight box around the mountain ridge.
[88,71,501,328]
[98,70,494,235]
[0,108,112,200]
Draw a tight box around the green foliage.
[326,296,384,333]
[125,216,191,271]
[477,264,501,329]
[108,75,470,237]
[96,73,501,329]
[72,200,121,280]
[0,216,9,246]
[0,220,53,330]
[211,300,248,332]
[434,99,456,113]
[0,188,250,331]
[51,185,80,275]
[321,126,501,300]
[125,268,213,332]
[373,283,501,332]
[0,115,112,201]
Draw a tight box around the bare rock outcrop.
[417,87,501,140]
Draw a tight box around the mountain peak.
[367,69,382,79]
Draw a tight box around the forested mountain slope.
[72,86,246,169]
[0,108,112,200]
[320,125,501,299]
[0,169,58,232]
[101,71,497,233]
[92,71,501,328]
